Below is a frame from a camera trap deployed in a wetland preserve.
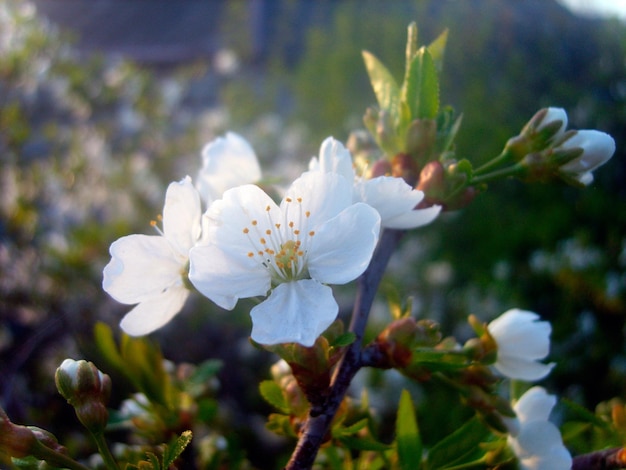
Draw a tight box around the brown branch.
[572,447,626,470]
[285,229,404,470]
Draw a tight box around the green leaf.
[266,413,298,438]
[143,452,160,470]
[404,22,419,77]
[162,430,193,469]
[259,380,291,414]
[362,50,401,122]
[396,389,422,470]
[94,322,125,371]
[561,398,613,430]
[332,418,369,438]
[427,29,449,74]
[426,416,490,470]
[121,334,171,408]
[330,332,356,348]
[337,435,392,452]
[402,47,439,120]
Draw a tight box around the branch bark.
[285,229,404,469]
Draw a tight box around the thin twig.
[285,229,404,469]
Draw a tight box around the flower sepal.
[263,321,351,406]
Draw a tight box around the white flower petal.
[250,280,338,346]
[206,184,281,251]
[514,386,556,423]
[494,355,555,381]
[309,137,355,181]
[488,309,553,379]
[510,420,572,470]
[308,202,380,285]
[284,171,353,229]
[120,286,189,336]
[539,107,568,139]
[559,130,615,173]
[196,132,261,203]
[384,204,442,230]
[189,243,270,310]
[103,234,182,304]
[162,176,202,255]
[507,387,572,470]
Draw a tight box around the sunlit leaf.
[427,29,449,73]
[259,380,291,414]
[396,389,422,470]
[162,430,193,469]
[402,47,439,120]
[362,50,401,123]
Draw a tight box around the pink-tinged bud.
[416,161,479,211]
[0,408,38,458]
[416,160,446,205]
[376,318,419,368]
[55,359,111,433]
[391,152,419,186]
[368,159,392,178]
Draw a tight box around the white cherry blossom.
[487,309,554,381]
[189,171,381,347]
[505,387,572,470]
[103,176,202,335]
[196,132,262,204]
[309,137,440,229]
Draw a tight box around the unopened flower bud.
[376,318,419,368]
[416,160,445,205]
[521,107,568,142]
[391,152,419,186]
[554,129,615,186]
[0,407,38,458]
[55,359,111,433]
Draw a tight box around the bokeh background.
[1,0,626,467]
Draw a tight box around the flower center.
[242,197,315,283]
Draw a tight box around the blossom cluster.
[102,133,440,347]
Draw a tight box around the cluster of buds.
[505,107,616,186]
[55,359,112,434]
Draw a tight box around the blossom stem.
[469,164,524,185]
[473,149,512,175]
[91,431,120,470]
[285,229,404,469]
[30,442,93,470]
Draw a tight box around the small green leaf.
[402,47,439,120]
[266,413,298,438]
[259,380,290,414]
[330,332,356,348]
[427,29,449,73]
[163,430,193,468]
[143,452,160,470]
[561,398,612,430]
[426,416,489,470]
[332,418,369,438]
[396,389,422,470]
[362,50,401,122]
[94,322,124,371]
[405,22,419,74]
[338,435,392,452]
